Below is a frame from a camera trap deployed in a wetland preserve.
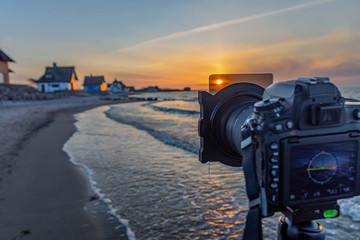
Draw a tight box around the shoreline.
[0,98,134,239]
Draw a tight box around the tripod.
[277,216,325,240]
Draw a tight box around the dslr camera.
[198,77,360,238]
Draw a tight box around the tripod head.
[277,216,325,240]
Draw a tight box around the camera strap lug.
[241,136,252,149]
[249,197,260,208]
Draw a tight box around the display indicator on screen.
[289,141,357,203]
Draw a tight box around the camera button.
[274,123,283,132]
[285,121,294,129]
[354,109,360,120]
[270,143,279,150]
[270,156,278,163]
[271,169,278,177]
[303,192,310,199]
[272,164,279,169]
[270,194,277,202]
[270,182,278,189]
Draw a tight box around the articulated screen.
[289,141,357,203]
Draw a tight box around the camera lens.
[198,82,265,166]
[211,83,264,159]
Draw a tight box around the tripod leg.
[277,216,288,240]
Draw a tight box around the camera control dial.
[254,98,284,120]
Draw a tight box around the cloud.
[184,30,360,84]
[117,0,334,52]
[80,5,360,89]
[90,29,360,88]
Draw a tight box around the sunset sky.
[1,0,360,89]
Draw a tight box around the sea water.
[64,88,360,240]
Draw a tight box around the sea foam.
[339,196,360,221]
[63,123,136,240]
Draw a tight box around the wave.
[146,103,200,115]
[338,196,360,221]
[129,91,198,102]
[105,111,198,154]
[63,133,136,240]
[104,101,199,155]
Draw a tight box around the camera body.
[199,77,360,222]
[243,77,360,219]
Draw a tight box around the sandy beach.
[0,97,132,239]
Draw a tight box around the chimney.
[53,62,57,67]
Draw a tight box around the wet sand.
[0,98,132,239]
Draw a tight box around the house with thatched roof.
[36,62,78,92]
[109,79,129,93]
[83,75,106,93]
[0,49,15,84]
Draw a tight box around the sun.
[216,79,223,85]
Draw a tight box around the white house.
[36,62,78,93]
[110,79,129,94]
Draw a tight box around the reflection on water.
[64,92,360,239]
[65,106,251,239]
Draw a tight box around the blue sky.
[1,0,360,89]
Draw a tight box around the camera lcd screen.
[289,141,357,203]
